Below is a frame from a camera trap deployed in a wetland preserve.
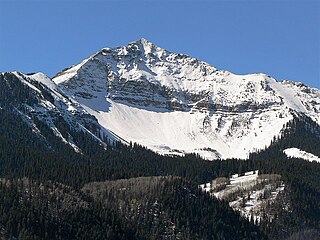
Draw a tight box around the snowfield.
[76,96,293,159]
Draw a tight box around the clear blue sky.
[0,0,319,88]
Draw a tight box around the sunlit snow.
[283,148,320,162]
[52,39,320,160]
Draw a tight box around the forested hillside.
[0,177,264,239]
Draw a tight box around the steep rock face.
[52,39,320,159]
[54,38,217,110]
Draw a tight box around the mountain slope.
[0,66,320,239]
[0,72,123,153]
[52,38,320,159]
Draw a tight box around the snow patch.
[283,148,320,162]
[13,72,42,93]
[27,72,57,90]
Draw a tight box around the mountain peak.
[99,38,161,56]
[50,39,319,160]
[130,38,154,46]
[127,38,162,55]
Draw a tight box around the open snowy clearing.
[283,148,320,163]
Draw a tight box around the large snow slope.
[52,39,320,159]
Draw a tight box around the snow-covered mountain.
[0,72,121,153]
[52,38,320,159]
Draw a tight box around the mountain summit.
[50,39,320,159]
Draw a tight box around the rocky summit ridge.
[3,39,320,159]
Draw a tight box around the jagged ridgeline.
[53,38,320,160]
[0,39,319,239]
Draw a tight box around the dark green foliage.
[158,178,263,240]
[0,73,38,106]
[0,177,263,240]
[0,179,137,240]
[83,176,265,239]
